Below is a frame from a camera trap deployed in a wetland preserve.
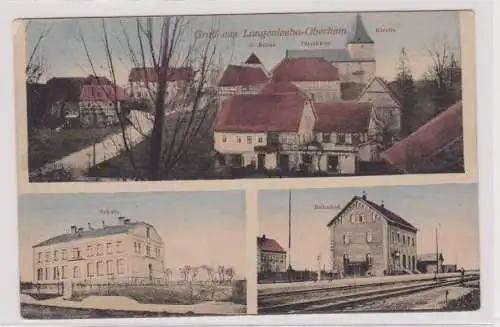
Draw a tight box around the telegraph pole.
[435,227,439,277]
[288,189,292,271]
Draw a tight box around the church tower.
[347,13,375,61]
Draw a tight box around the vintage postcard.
[18,190,247,319]
[256,183,480,314]
[16,10,475,186]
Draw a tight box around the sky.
[258,183,480,271]
[18,190,246,282]
[26,10,461,84]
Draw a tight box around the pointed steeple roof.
[348,13,374,44]
[245,53,262,65]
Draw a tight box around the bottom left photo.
[18,190,247,319]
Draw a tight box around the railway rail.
[259,275,479,314]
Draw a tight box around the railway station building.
[327,192,418,277]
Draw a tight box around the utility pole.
[288,189,292,271]
[435,227,439,277]
[93,143,96,166]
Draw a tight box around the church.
[286,13,376,84]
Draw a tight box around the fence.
[22,282,64,296]
[258,270,335,284]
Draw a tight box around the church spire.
[348,13,374,44]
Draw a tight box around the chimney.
[381,200,385,208]
[88,223,93,230]
[118,216,125,225]
[362,191,367,200]
[70,225,77,233]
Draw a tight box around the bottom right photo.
[257,182,480,314]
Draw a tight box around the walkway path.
[29,108,194,179]
[20,294,245,315]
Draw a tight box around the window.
[403,236,406,245]
[343,253,350,265]
[366,232,373,243]
[53,267,59,280]
[366,253,373,265]
[350,214,356,224]
[97,244,103,256]
[96,261,104,276]
[337,133,345,144]
[329,240,335,250]
[45,268,49,280]
[392,232,396,244]
[116,241,123,253]
[53,250,58,261]
[138,243,142,253]
[146,227,151,239]
[322,133,331,142]
[412,238,415,247]
[146,245,151,257]
[343,233,351,244]
[62,266,67,279]
[45,252,50,262]
[62,249,68,260]
[87,263,94,277]
[106,243,113,255]
[352,133,361,144]
[257,136,263,143]
[117,259,125,275]
[358,215,365,223]
[106,260,114,274]
[372,213,378,223]
[37,268,43,281]
[87,245,94,257]
[222,135,227,143]
[73,266,80,278]
[236,136,242,143]
[37,252,42,263]
[247,136,252,144]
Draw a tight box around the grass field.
[21,304,201,319]
[71,281,246,305]
[28,126,122,171]
[442,288,480,311]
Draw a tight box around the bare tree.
[224,267,235,283]
[179,265,192,283]
[368,106,401,157]
[26,21,51,84]
[199,265,216,283]
[425,41,462,113]
[217,265,225,284]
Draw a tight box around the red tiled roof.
[364,198,417,231]
[272,58,340,82]
[314,101,371,133]
[327,195,417,232]
[260,81,302,95]
[215,94,305,133]
[380,101,463,172]
[257,236,286,253]
[218,65,269,87]
[79,85,128,102]
[128,67,193,83]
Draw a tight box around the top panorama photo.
[22,11,467,182]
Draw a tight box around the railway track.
[259,275,479,314]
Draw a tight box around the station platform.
[258,272,477,294]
